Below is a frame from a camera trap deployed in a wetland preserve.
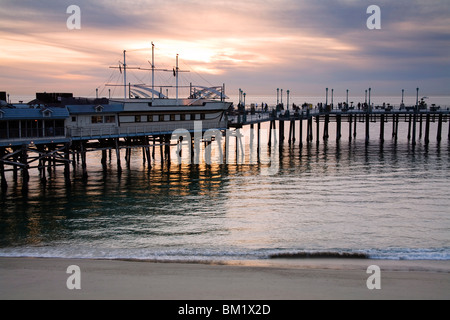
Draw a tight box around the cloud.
[0,0,449,98]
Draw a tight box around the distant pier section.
[228,100,450,146]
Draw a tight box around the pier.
[229,105,450,148]
[1,94,450,193]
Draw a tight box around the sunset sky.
[1,0,449,101]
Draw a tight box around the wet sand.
[0,257,448,300]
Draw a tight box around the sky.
[1,0,449,101]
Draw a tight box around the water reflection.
[0,124,449,260]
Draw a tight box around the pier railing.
[67,121,227,140]
[228,104,450,126]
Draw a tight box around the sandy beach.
[0,257,448,300]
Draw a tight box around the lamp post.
[287,90,290,110]
[331,89,334,108]
[416,87,419,110]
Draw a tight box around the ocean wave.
[0,247,449,262]
[268,251,368,259]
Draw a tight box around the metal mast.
[123,50,127,99]
[151,42,155,101]
[176,54,179,105]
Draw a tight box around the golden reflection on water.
[0,124,449,260]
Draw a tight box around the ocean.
[0,95,449,262]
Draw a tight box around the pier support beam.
[308,117,313,143]
[348,114,353,142]
[64,143,71,185]
[268,120,276,147]
[289,120,295,144]
[21,145,30,185]
[437,114,443,143]
[101,149,107,171]
[299,119,303,148]
[80,142,88,179]
[316,116,320,145]
[38,145,47,183]
[412,112,417,146]
[365,113,370,145]
[159,136,164,164]
[425,114,431,146]
[0,148,7,191]
[125,139,132,168]
[145,137,152,168]
[380,114,385,143]
[448,115,450,141]
[257,122,261,151]
[336,114,342,141]
[419,114,423,139]
[165,134,171,165]
[392,114,399,141]
[407,114,412,140]
[115,138,122,174]
[279,120,285,142]
[323,114,329,141]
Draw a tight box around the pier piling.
[437,114,443,142]
[115,138,122,174]
[336,114,342,141]
[365,113,370,145]
[412,112,417,146]
[64,143,71,184]
[1,148,7,191]
[323,114,329,141]
[81,142,88,179]
[316,116,320,145]
[348,114,353,141]
[425,114,431,145]
[299,119,303,147]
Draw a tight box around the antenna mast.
[151,42,155,101]
[176,54,179,105]
[123,50,127,99]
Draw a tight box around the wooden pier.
[229,107,450,148]
[1,103,449,193]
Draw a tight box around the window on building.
[170,114,176,121]
[9,121,20,138]
[105,116,115,123]
[191,114,196,121]
[92,116,103,124]
[159,115,165,122]
[71,116,76,122]
[200,114,206,120]
[147,115,153,122]
[135,116,141,123]
[180,114,186,121]
[0,121,7,139]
